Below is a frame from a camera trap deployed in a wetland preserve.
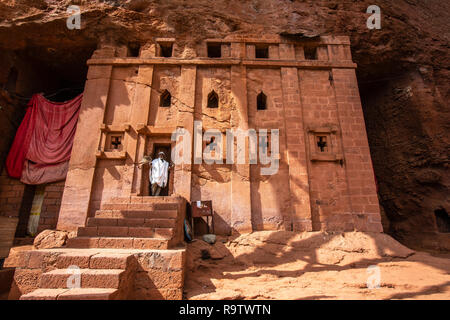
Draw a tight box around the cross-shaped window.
[317,136,327,152]
[111,136,122,149]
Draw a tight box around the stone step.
[87,217,176,228]
[108,196,180,204]
[101,202,178,211]
[55,252,132,270]
[89,253,133,270]
[77,226,174,239]
[20,288,119,300]
[20,288,69,300]
[57,288,119,300]
[40,269,124,289]
[66,237,169,249]
[56,252,96,269]
[94,209,178,219]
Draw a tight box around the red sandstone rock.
[20,288,69,300]
[185,231,450,300]
[0,0,447,252]
[7,247,186,300]
[33,230,68,249]
[56,288,119,300]
[89,253,131,270]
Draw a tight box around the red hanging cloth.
[5,93,83,184]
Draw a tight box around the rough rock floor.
[185,231,450,300]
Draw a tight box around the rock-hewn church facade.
[57,35,382,236]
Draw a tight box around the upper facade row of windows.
[127,41,328,61]
[159,89,268,110]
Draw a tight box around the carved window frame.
[96,124,131,159]
[307,126,343,163]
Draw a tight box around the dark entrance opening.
[207,43,221,58]
[15,185,36,237]
[434,208,450,233]
[5,67,18,93]
[158,43,173,58]
[151,145,172,196]
[128,42,141,57]
[304,46,318,60]
[255,45,269,59]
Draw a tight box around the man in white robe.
[139,151,171,196]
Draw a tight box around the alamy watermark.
[366,5,381,30]
[66,5,81,30]
[171,121,279,175]
[68,4,382,31]
[366,265,381,289]
[66,265,81,289]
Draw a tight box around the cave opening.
[8,44,96,103]
[434,208,450,233]
[5,67,18,94]
[0,42,97,240]
[0,43,96,167]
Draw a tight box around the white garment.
[150,158,169,188]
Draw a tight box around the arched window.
[160,90,171,107]
[207,90,219,108]
[257,91,267,110]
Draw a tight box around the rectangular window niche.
[307,126,343,163]
[96,124,131,159]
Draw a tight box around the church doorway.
[151,144,172,196]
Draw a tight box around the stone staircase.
[14,196,186,300]
[20,252,134,300]
[67,196,186,250]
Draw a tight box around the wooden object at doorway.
[191,200,214,236]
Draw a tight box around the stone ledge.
[87,58,357,69]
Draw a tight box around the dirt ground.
[3,232,449,300]
[184,231,450,300]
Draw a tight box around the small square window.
[107,133,124,151]
[158,43,173,57]
[128,42,141,57]
[207,43,222,58]
[255,45,269,59]
[304,46,317,60]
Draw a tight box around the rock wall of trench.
[0,0,448,250]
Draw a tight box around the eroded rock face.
[0,0,448,249]
[33,230,68,249]
[185,231,450,300]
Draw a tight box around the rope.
[3,86,84,102]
